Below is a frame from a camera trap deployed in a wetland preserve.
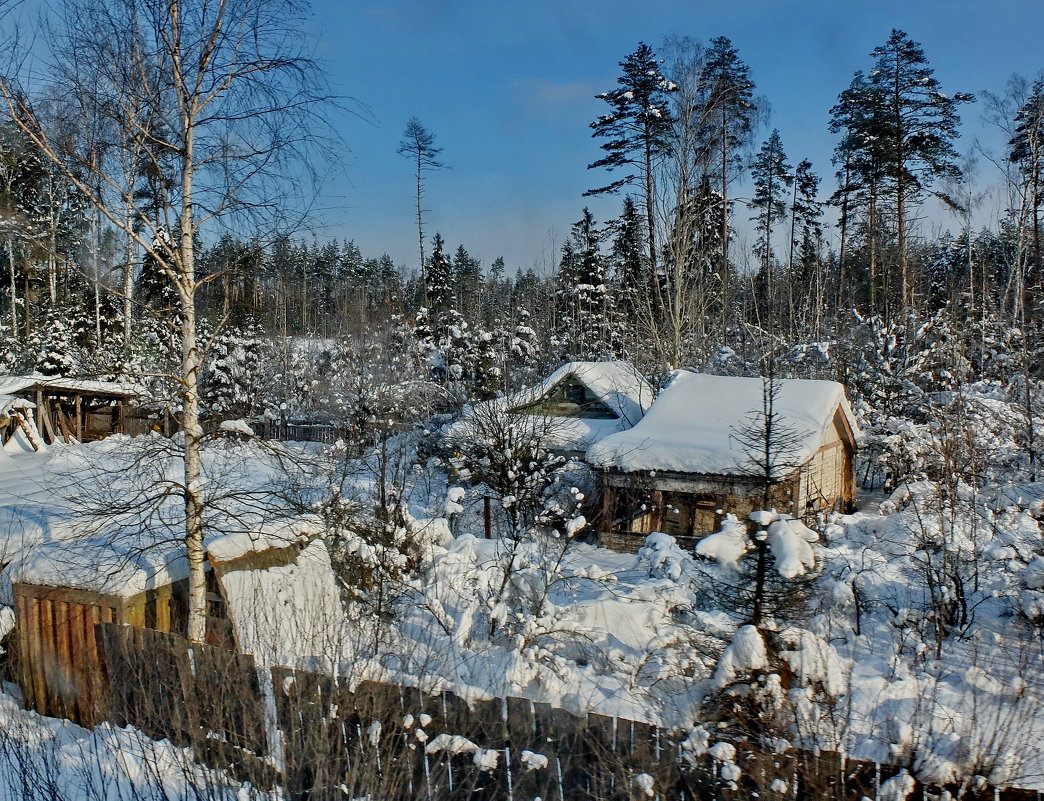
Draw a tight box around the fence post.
[505,745,514,801]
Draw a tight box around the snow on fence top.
[587,371,858,477]
[0,373,140,399]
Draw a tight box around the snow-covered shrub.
[201,320,272,419]
[443,400,568,539]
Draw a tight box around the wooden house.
[587,372,858,552]
[456,361,654,457]
[8,518,335,726]
[0,375,140,447]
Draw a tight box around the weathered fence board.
[13,622,1040,801]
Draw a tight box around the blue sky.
[309,0,1044,275]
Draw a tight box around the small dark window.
[512,377,619,419]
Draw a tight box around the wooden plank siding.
[597,402,857,552]
[12,584,128,725]
[11,572,236,727]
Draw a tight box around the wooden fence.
[250,419,341,444]
[29,623,1042,801]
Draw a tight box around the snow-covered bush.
[443,400,569,539]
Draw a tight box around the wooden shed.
[8,520,329,727]
[586,372,859,552]
[0,375,140,446]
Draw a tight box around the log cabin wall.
[794,407,857,515]
[595,406,857,553]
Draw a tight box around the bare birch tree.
[0,0,332,642]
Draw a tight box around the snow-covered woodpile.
[588,372,858,551]
[0,394,41,452]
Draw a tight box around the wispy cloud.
[509,77,601,115]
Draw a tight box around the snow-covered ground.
[0,689,263,801]
[1,433,1043,794]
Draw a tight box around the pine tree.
[1009,78,1044,284]
[788,160,824,335]
[829,70,891,314]
[839,30,973,314]
[586,42,676,272]
[748,130,792,317]
[397,117,445,282]
[699,36,757,284]
[483,255,507,325]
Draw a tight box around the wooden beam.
[598,486,614,534]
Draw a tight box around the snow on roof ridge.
[0,372,140,397]
[506,360,654,424]
[587,371,857,477]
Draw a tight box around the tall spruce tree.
[425,233,454,317]
[586,42,676,273]
[555,209,618,361]
[609,196,646,321]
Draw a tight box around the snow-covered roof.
[0,394,34,415]
[506,361,653,425]
[0,373,139,398]
[452,361,654,454]
[0,437,324,599]
[218,537,346,669]
[587,371,858,477]
[9,515,322,598]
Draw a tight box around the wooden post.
[483,496,492,539]
[650,489,665,533]
[599,485,614,535]
[34,389,43,438]
[74,395,82,441]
